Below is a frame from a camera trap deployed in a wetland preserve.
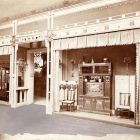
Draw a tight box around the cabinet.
[78,63,112,115]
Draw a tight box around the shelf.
[79,73,111,76]
[79,62,111,67]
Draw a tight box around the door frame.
[26,48,47,104]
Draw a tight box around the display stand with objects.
[78,62,112,115]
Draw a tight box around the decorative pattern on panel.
[53,11,140,40]
[0,36,12,47]
[16,31,45,44]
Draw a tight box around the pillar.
[11,20,18,108]
[135,43,140,125]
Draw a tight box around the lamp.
[71,59,76,77]
[59,59,63,68]
[123,57,131,75]
[71,59,75,71]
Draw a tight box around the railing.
[16,87,28,107]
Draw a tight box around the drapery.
[53,29,140,50]
[108,31,121,45]
[0,46,12,55]
[134,29,140,43]
[77,36,86,48]
[61,38,68,50]
[68,37,77,49]
[97,33,108,46]
[120,30,134,45]
[86,35,97,47]
[53,39,61,50]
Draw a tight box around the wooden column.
[45,11,54,114]
[11,20,18,108]
[136,43,140,125]
[53,50,63,111]
[45,39,53,114]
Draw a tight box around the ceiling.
[0,0,89,23]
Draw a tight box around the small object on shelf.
[98,78,102,82]
[82,56,86,64]
[103,58,109,63]
[84,78,87,82]
[91,57,94,63]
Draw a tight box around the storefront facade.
[0,0,140,125]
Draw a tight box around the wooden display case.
[78,63,112,115]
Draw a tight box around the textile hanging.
[97,33,108,46]
[53,39,61,50]
[77,36,87,48]
[108,32,121,45]
[3,46,9,55]
[0,47,4,55]
[134,29,140,43]
[86,35,97,47]
[120,30,134,45]
[68,37,77,49]
[0,46,12,55]
[61,38,69,50]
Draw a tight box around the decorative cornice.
[53,11,140,39]
[0,10,140,46]
[52,0,128,17]
[0,0,129,29]
[0,0,88,25]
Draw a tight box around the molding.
[16,31,45,44]
[0,11,140,46]
[52,0,127,17]
[53,11,140,39]
[0,0,129,29]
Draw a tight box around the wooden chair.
[60,81,77,111]
[116,92,131,118]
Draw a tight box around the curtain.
[120,30,134,45]
[108,32,121,45]
[53,39,61,50]
[134,29,140,43]
[77,36,87,48]
[68,37,77,49]
[0,46,11,55]
[60,38,68,50]
[9,46,13,54]
[97,33,108,46]
[0,47,3,55]
[86,35,97,47]
[3,46,9,55]
[53,29,140,50]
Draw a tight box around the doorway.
[0,55,10,104]
[34,52,47,105]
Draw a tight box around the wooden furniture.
[115,75,135,118]
[78,63,111,115]
[59,81,77,111]
[116,93,131,118]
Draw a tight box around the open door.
[0,55,10,104]
[34,52,47,105]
